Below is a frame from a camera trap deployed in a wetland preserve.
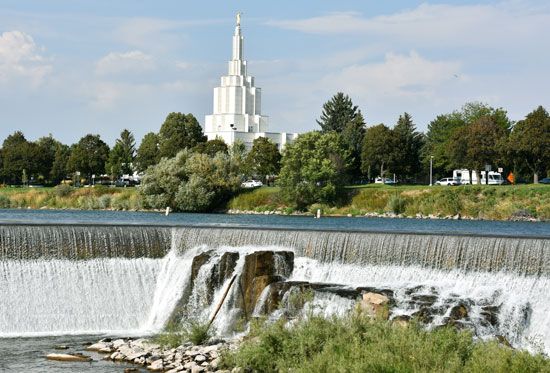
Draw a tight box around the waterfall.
[1,223,549,355]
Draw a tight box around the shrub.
[386,194,407,214]
[221,314,550,372]
[0,194,11,208]
[54,184,73,198]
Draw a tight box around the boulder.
[46,353,92,362]
[449,303,469,321]
[360,292,390,319]
[86,341,112,352]
[239,251,294,315]
[147,358,164,371]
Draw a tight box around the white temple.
[204,13,297,150]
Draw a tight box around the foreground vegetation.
[1,183,549,221]
[228,184,550,220]
[221,314,550,373]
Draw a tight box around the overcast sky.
[1,0,549,145]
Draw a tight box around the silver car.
[435,177,461,186]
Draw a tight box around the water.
[0,335,137,372]
[0,208,549,237]
[1,210,549,370]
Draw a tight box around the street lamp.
[429,156,434,186]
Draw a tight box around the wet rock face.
[239,251,294,315]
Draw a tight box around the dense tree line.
[1,95,548,211]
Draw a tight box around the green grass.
[154,320,213,348]
[227,184,550,220]
[221,314,550,373]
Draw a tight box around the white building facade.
[204,15,297,150]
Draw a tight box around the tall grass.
[226,185,550,220]
[221,314,550,372]
[0,186,144,211]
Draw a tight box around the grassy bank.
[0,185,143,210]
[228,184,550,220]
[221,315,550,372]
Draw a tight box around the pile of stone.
[87,338,239,372]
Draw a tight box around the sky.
[0,0,549,146]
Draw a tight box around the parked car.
[374,177,397,185]
[540,177,550,184]
[241,180,263,188]
[435,177,461,186]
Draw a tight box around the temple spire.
[232,12,243,61]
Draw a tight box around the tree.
[391,113,425,180]
[136,132,161,172]
[158,112,206,158]
[140,150,241,212]
[245,137,281,182]
[67,134,110,183]
[106,129,136,178]
[193,138,228,157]
[341,111,366,180]
[50,144,71,185]
[361,124,394,179]
[278,131,351,208]
[1,131,35,184]
[35,135,66,184]
[449,116,508,184]
[509,106,550,183]
[317,92,359,133]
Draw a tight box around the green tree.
[449,116,508,184]
[361,124,394,180]
[106,129,136,178]
[67,134,110,184]
[158,112,206,158]
[140,150,241,212]
[317,92,359,133]
[50,144,71,185]
[341,111,366,180]
[391,113,425,180]
[509,106,550,183]
[1,131,35,184]
[193,138,228,157]
[245,137,281,182]
[35,135,65,184]
[278,131,351,208]
[136,132,161,172]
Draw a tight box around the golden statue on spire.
[236,12,242,26]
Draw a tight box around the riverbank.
[1,184,549,221]
[228,184,550,221]
[78,314,550,373]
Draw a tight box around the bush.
[155,320,213,348]
[54,184,73,197]
[0,194,11,208]
[221,314,550,372]
[386,194,407,214]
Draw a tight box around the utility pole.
[429,156,434,186]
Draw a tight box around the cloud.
[321,51,461,100]
[95,50,154,75]
[0,30,51,86]
[268,3,550,49]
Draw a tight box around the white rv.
[452,169,505,185]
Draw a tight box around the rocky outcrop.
[239,251,294,316]
[46,353,92,362]
[90,337,236,372]
[360,292,390,319]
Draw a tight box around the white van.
[453,169,504,185]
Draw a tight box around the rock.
[239,251,294,315]
[360,292,390,319]
[46,353,92,362]
[86,341,112,352]
[449,303,469,321]
[195,354,207,363]
[392,315,411,328]
[112,338,126,349]
[210,357,220,369]
[192,366,205,373]
[496,335,513,348]
[53,345,69,350]
[124,369,140,373]
[147,358,164,371]
[184,361,197,369]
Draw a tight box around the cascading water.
[1,223,549,356]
